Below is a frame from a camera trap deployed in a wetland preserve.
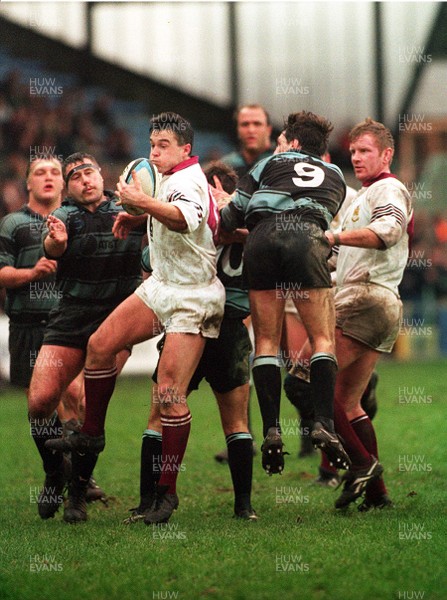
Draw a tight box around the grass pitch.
[1,360,446,600]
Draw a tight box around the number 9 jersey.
[221,150,346,232]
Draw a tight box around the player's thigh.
[158,332,206,386]
[215,384,250,435]
[89,293,161,357]
[335,349,380,413]
[28,345,85,417]
[296,287,335,353]
[9,323,45,388]
[205,318,251,392]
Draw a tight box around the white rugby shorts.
[335,283,402,353]
[135,276,225,338]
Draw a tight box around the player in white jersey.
[47,113,225,524]
[289,118,413,510]
[135,150,223,336]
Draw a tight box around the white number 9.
[293,163,325,188]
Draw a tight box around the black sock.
[252,356,281,437]
[310,353,337,430]
[283,374,314,421]
[140,429,162,501]
[226,433,253,512]
[70,450,99,490]
[29,412,64,475]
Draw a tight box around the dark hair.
[26,156,62,179]
[62,152,99,179]
[150,112,194,149]
[234,104,271,126]
[203,161,238,194]
[284,111,334,156]
[349,117,395,152]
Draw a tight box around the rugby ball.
[120,158,161,216]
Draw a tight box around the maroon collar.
[164,156,199,176]
[363,172,397,187]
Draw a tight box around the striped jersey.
[336,175,412,295]
[221,148,273,178]
[0,206,58,320]
[221,150,346,231]
[44,191,144,302]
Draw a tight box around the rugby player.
[288,118,412,509]
[0,156,105,519]
[28,152,145,520]
[47,113,226,524]
[220,111,351,476]
[125,161,256,524]
[221,104,274,178]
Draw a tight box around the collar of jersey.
[164,156,199,175]
[363,172,398,187]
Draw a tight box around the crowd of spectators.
[0,70,134,215]
[0,67,446,356]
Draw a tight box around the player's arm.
[116,173,186,232]
[112,212,148,240]
[43,214,68,258]
[327,184,409,250]
[0,258,57,288]
[325,228,384,249]
[220,189,250,232]
[217,228,248,245]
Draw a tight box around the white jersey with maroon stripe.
[336,177,412,295]
[148,160,219,287]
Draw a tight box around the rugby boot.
[64,481,88,524]
[311,421,351,470]
[123,493,156,525]
[144,485,179,525]
[358,493,393,512]
[261,427,289,475]
[86,476,108,505]
[45,431,105,454]
[37,469,66,519]
[335,459,383,509]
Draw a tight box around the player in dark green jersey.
[221,104,274,178]
[0,157,106,518]
[0,157,64,388]
[221,111,351,477]
[27,152,145,520]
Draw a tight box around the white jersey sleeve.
[366,180,409,248]
[167,179,206,233]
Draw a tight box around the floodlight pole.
[229,2,239,109]
[374,3,385,123]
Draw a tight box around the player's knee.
[87,331,106,359]
[157,383,188,411]
[283,374,313,417]
[28,391,59,420]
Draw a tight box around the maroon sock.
[333,398,371,468]
[81,366,117,437]
[158,412,192,494]
[350,414,388,499]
